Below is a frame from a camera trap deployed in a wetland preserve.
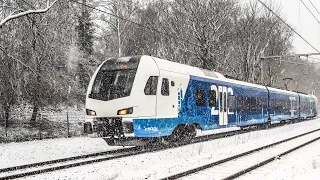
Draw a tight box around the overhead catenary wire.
[309,0,320,17]
[300,0,320,23]
[257,0,320,53]
[300,0,320,47]
[308,0,320,46]
[70,0,201,48]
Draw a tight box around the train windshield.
[89,56,140,101]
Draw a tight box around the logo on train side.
[210,85,234,115]
[145,127,158,132]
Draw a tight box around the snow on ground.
[10,118,320,180]
[0,137,125,169]
[238,136,320,180]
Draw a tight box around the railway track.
[160,127,320,180]
[0,118,314,179]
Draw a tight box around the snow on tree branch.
[0,0,58,28]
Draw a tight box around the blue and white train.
[84,55,318,145]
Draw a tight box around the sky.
[259,0,320,62]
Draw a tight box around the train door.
[156,71,178,117]
[289,97,296,118]
[218,86,228,126]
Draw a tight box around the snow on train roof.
[149,56,312,96]
[267,87,299,95]
[150,56,266,90]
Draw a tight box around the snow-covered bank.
[0,137,123,169]
[14,119,320,180]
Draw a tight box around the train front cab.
[84,55,162,142]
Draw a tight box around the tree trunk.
[30,104,38,124]
[4,105,10,137]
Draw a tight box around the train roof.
[148,56,314,97]
[150,56,266,89]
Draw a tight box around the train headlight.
[117,107,133,115]
[86,109,96,116]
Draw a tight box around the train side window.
[284,101,287,110]
[261,98,265,109]
[251,97,256,111]
[237,96,243,111]
[208,90,217,107]
[161,78,170,96]
[196,89,205,107]
[257,98,262,110]
[229,95,235,112]
[275,100,278,109]
[271,99,275,109]
[284,101,287,109]
[245,97,251,111]
[144,76,158,95]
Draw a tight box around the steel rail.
[160,127,320,180]
[224,136,320,180]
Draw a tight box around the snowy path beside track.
[0,137,126,169]
[11,119,320,180]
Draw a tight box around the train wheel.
[183,124,196,142]
[169,124,196,143]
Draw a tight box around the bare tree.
[97,0,139,57]
[232,2,292,83]
[160,0,239,69]
[0,0,78,123]
[0,0,58,27]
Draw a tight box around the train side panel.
[268,88,299,123]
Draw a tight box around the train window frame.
[161,78,170,96]
[144,76,158,95]
[220,92,223,111]
[196,89,206,107]
[208,90,217,107]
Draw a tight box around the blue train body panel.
[133,75,272,137]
